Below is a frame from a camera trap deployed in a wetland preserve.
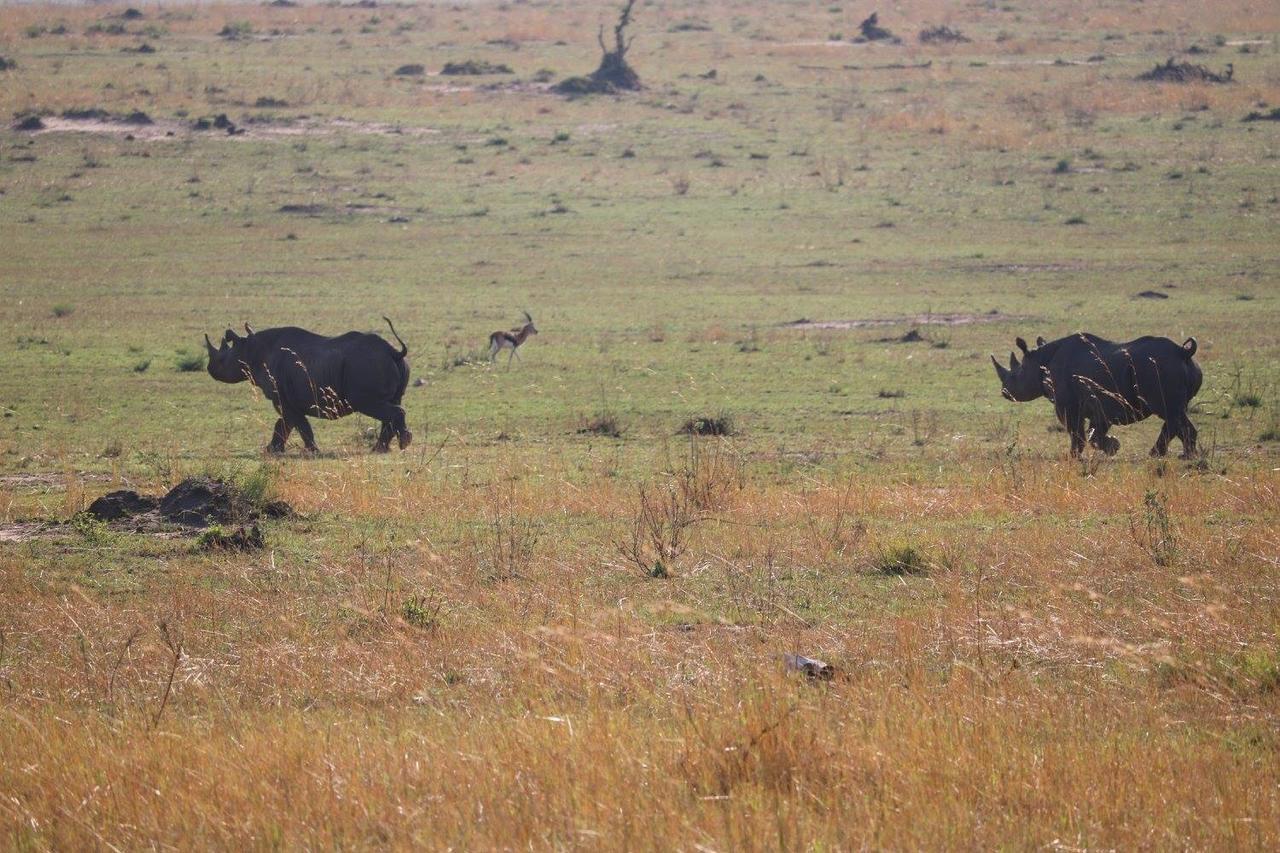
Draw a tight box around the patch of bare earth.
[782,312,1021,331]
[0,472,112,489]
[35,116,443,142]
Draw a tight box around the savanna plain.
[1,0,1279,848]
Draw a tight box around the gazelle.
[488,311,538,366]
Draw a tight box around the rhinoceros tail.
[383,316,408,359]
[1181,337,1197,359]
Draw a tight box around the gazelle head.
[520,310,538,336]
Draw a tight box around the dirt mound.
[855,13,900,44]
[87,490,159,521]
[158,478,248,526]
[1138,58,1233,84]
[84,477,292,528]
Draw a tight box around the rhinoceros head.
[205,327,251,384]
[991,336,1048,403]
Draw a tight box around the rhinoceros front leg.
[283,408,318,454]
[1089,422,1120,456]
[267,418,293,454]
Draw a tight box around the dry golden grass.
[2,450,1278,848]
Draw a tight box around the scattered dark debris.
[854,12,900,44]
[1135,290,1170,300]
[784,653,834,681]
[122,43,155,54]
[254,96,287,108]
[0,56,14,71]
[1138,58,1233,84]
[668,17,712,33]
[678,414,735,437]
[578,412,625,438]
[1242,107,1280,123]
[62,107,111,120]
[269,0,298,6]
[843,60,932,71]
[278,203,327,216]
[783,312,1017,331]
[894,328,925,343]
[919,25,970,44]
[14,115,45,131]
[413,377,427,387]
[196,523,264,552]
[698,68,717,79]
[441,60,513,76]
[120,110,153,125]
[195,113,244,135]
[394,63,425,76]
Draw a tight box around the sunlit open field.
[2,0,1279,847]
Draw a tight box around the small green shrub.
[218,21,254,40]
[175,351,205,372]
[1234,392,1262,408]
[51,304,74,318]
[401,594,443,629]
[872,543,929,576]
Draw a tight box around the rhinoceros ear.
[223,328,237,344]
[1015,337,1029,355]
[1036,336,1047,348]
[244,322,256,337]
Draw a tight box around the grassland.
[1,0,1279,848]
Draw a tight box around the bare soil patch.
[782,312,1019,331]
[0,472,113,489]
[35,115,444,142]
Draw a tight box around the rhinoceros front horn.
[204,333,216,354]
[991,354,1008,379]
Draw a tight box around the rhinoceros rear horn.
[1009,351,1020,370]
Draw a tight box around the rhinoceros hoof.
[372,441,391,454]
[398,430,413,450]
[1101,436,1120,455]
